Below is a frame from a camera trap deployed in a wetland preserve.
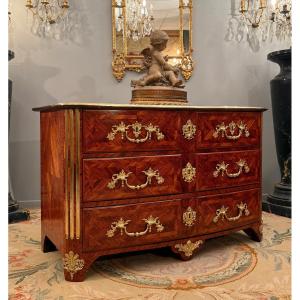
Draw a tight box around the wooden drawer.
[195,150,260,191]
[197,189,261,234]
[82,200,181,252]
[82,110,181,153]
[83,155,183,202]
[196,112,261,149]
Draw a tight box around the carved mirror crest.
[112,0,193,82]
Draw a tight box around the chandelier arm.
[255,7,265,26]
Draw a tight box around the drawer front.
[197,189,261,234]
[196,112,261,149]
[196,150,260,191]
[82,110,181,153]
[83,200,181,251]
[83,155,183,202]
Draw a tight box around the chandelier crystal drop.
[25,0,70,39]
[226,0,291,50]
[116,0,154,42]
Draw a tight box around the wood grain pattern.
[195,150,260,191]
[82,155,183,202]
[196,112,261,149]
[35,106,264,282]
[196,188,261,234]
[82,110,181,153]
[83,200,181,252]
[40,111,66,253]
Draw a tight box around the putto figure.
[131,30,184,88]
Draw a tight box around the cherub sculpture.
[131,30,184,88]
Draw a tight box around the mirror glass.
[112,0,193,81]
[126,0,180,56]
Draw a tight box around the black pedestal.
[9,209,30,224]
[263,183,291,218]
[264,49,291,218]
[8,49,31,224]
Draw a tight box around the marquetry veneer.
[33,103,266,282]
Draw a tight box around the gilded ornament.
[107,121,165,143]
[183,206,197,227]
[174,240,203,257]
[213,121,250,140]
[106,215,164,238]
[112,52,126,82]
[180,54,194,81]
[213,202,250,223]
[213,159,250,178]
[63,251,85,280]
[107,167,164,190]
[182,119,196,140]
[182,162,196,183]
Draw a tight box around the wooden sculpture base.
[131,86,188,105]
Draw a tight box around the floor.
[9,210,291,300]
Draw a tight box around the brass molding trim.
[213,159,250,178]
[213,121,250,140]
[63,251,85,280]
[65,109,81,240]
[174,240,203,257]
[183,206,197,227]
[182,162,196,183]
[35,102,267,112]
[75,109,81,240]
[107,121,165,143]
[106,215,165,238]
[182,119,196,140]
[213,202,250,223]
[64,111,70,239]
[107,167,164,190]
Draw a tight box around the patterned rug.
[9,210,291,300]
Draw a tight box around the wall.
[9,0,290,206]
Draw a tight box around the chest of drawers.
[33,103,266,282]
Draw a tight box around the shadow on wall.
[61,1,93,45]
[11,54,60,108]
[66,76,97,100]
[9,55,62,203]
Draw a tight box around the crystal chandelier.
[269,0,291,41]
[225,0,291,50]
[25,0,70,39]
[116,0,154,41]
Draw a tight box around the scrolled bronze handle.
[213,121,250,140]
[107,167,164,190]
[213,202,250,223]
[106,215,165,238]
[213,159,250,178]
[107,121,165,143]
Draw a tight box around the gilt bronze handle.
[107,168,164,190]
[107,121,165,143]
[213,121,250,140]
[213,202,250,223]
[213,159,250,178]
[106,216,165,238]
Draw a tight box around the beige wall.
[9,0,290,205]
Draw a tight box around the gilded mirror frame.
[112,0,193,82]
